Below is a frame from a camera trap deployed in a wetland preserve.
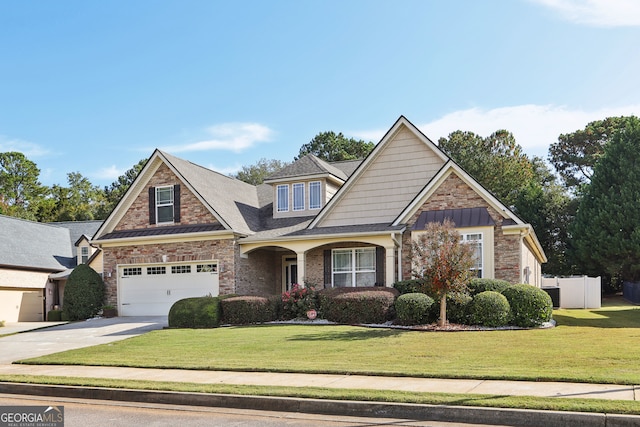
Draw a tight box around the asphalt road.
[0,394,509,427]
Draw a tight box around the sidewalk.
[0,364,637,401]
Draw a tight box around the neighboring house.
[92,116,546,316]
[0,216,102,322]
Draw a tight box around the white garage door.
[118,262,219,316]
[0,289,44,322]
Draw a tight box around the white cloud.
[161,122,274,153]
[351,104,640,158]
[92,165,125,181]
[205,162,243,176]
[0,136,50,157]
[531,0,640,27]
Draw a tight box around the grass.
[17,297,640,385]
[2,374,640,415]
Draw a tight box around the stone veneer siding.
[116,163,219,231]
[401,173,522,284]
[103,239,238,306]
[235,248,279,296]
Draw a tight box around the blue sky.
[1,0,639,187]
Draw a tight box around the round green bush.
[469,291,511,327]
[168,296,223,328]
[221,296,276,325]
[395,293,434,325]
[467,278,511,296]
[63,264,105,320]
[393,280,424,295]
[319,287,398,324]
[502,284,553,327]
[428,292,473,324]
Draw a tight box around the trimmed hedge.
[468,278,511,296]
[502,284,553,327]
[319,287,399,324]
[63,264,105,320]
[469,291,511,327]
[393,280,424,295]
[47,310,63,321]
[168,296,224,328]
[395,293,434,325]
[221,296,276,325]
[429,292,473,324]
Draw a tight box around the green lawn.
[18,297,640,385]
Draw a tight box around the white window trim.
[80,246,90,264]
[156,185,174,224]
[461,232,483,278]
[332,247,376,287]
[309,181,321,210]
[277,184,289,212]
[293,183,305,211]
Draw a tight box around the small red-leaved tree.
[411,219,475,326]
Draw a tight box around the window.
[461,233,483,278]
[293,183,305,211]
[156,186,174,223]
[332,248,376,287]
[122,267,142,277]
[80,246,89,264]
[171,265,191,274]
[197,264,218,273]
[277,185,289,212]
[309,181,321,209]
[147,266,167,275]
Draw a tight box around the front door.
[283,256,298,292]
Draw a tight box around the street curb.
[1,382,639,427]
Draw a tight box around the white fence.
[541,276,601,309]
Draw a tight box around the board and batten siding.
[319,126,446,227]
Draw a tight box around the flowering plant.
[281,284,317,319]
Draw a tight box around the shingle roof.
[329,159,362,177]
[0,215,74,271]
[49,220,103,246]
[99,223,226,240]
[161,151,262,235]
[265,154,348,182]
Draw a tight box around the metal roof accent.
[412,207,495,230]
[98,223,226,240]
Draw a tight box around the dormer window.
[277,185,289,212]
[293,183,305,211]
[309,181,321,210]
[80,246,89,264]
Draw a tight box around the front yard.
[18,296,640,385]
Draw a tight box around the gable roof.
[94,150,262,240]
[49,220,102,247]
[0,215,74,271]
[309,116,448,228]
[264,154,348,183]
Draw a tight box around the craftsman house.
[92,116,546,316]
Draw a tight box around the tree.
[232,158,290,185]
[438,130,534,207]
[570,117,640,282]
[410,219,475,326]
[63,263,105,320]
[549,116,637,191]
[98,158,147,217]
[0,151,47,219]
[51,172,105,221]
[297,131,374,162]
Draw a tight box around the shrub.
[63,264,105,321]
[468,278,511,296]
[282,284,318,319]
[469,291,511,327]
[426,291,473,324]
[221,296,276,325]
[319,287,398,324]
[168,296,223,328]
[502,284,553,327]
[47,310,63,321]
[395,293,434,325]
[393,280,424,295]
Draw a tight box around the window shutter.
[173,184,181,223]
[323,250,332,288]
[148,187,156,224]
[376,247,385,286]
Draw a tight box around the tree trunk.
[439,293,447,327]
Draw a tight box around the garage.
[118,261,219,316]
[0,289,44,322]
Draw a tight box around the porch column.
[296,251,306,286]
[385,246,396,287]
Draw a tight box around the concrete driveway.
[0,316,167,364]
